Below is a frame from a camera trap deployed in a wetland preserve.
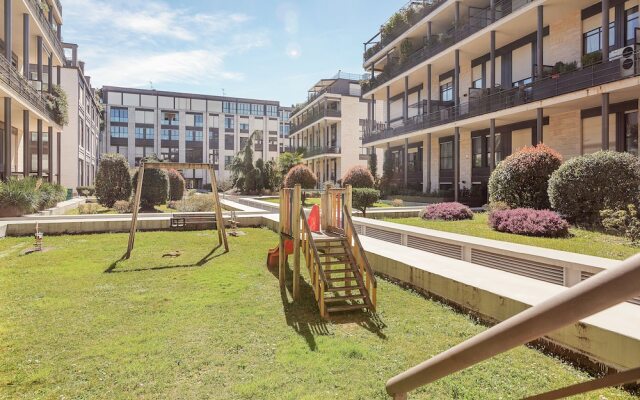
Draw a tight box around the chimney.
[79,61,84,74]
[86,75,91,87]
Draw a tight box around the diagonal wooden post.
[292,184,302,300]
[208,164,228,252]
[278,188,286,287]
[125,164,145,259]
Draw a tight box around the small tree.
[283,164,316,189]
[278,151,303,177]
[380,148,395,195]
[342,165,375,188]
[131,156,169,210]
[95,153,132,207]
[167,169,186,201]
[368,151,378,182]
[352,188,380,217]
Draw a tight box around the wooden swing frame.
[124,162,229,259]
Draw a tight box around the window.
[472,136,483,168]
[110,108,128,122]
[240,137,248,149]
[407,148,421,173]
[624,111,638,156]
[225,135,234,150]
[472,78,483,89]
[440,141,453,170]
[109,145,128,157]
[237,103,250,115]
[161,111,179,125]
[224,155,233,169]
[195,114,204,127]
[583,22,615,55]
[224,116,234,130]
[187,130,203,141]
[627,6,639,46]
[135,127,154,140]
[266,105,278,117]
[135,146,155,166]
[160,147,179,162]
[209,130,219,142]
[209,149,219,165]
[239,122,249,132]
[440,82,453,102]
[161,129,177,140]
[110,126,128,138]
[186,147,203,163]
[223,101,236,114]
[251,104,264,116]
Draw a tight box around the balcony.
[363,56,635,144]
[361,0,534,95]
[0,54,56,122]
[26,0,65,62]
[304,146,341,158]
[290,108,341,134]
[290,71,367,118]
[363,0,448,63]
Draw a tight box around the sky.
[62,0,404,107]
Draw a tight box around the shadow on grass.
[269,263,386,351]
[104,243,225,273]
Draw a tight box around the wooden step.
[321,259,348,265]
[317,251,348,257]
[327,303,368,313]
[324,268,355,275]
[324,294,366,302]
[325,285,361,292]
[327,276,358,283]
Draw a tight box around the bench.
[170,213,217,230]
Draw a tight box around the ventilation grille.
[582,270,640,306]
[354,224,363,235]
[471,249,564,285]
[364,227,403,245]
[407,236,463,260]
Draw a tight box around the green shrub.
[601,205,640,245]
[548,151,640,224]
[391,199,404,207]
[76,186,95,196]
[95,153,132,207]
[283,164,316,189]
[37,182,66,210]
[78,203,100,214]
[342,165,375,188]
[173,194,216,212]
[113,200,132,214]
[488,144,562,209]
[0,178,37,217]
[131,156,169,210]
[352,188,380,217]
[167,169,186,201]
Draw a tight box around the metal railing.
[26,0,64,61]
[0,54,55,121]
[54,0,62,13]
[362,0,534,94]
[291,72,365,118]
[304,146,341,158]
[364,55,636,144]
[385,253,640,399]
[291,108,341,134]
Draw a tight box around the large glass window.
[194,114,203,127]
[486,133,503,165]
[237,103,250,115]
[186,147,203,163]
[224,116,234,130]
[160,147,179,162]
[110,126,128,138]
[186,130,203,141]
[251,104,264,116]
[472,136,483,168]
[625,111,638,156]
[627,6,639,45]
[224,155,233,170]
[440,141,453,170]
[209,149,219,165]
[266,105,278,117]
[135,127,154,140]
[223,101,236,114]
[110,108,128,122]
[161,129,178,141]
[161,111,179,125]
[583,22,615,55]
[440,82,453,102]
[239,122,249,132]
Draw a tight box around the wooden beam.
[142,162,213,170]
[278,188,286,287]
[208,164,228,252]
[292,184,302,300]
[125,166,145,259]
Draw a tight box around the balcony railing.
[291,71,368,118]
[363,0,448,62]
[363,56,634,144]
[0,54,55,122]
[54,0,62,13]
[290,108,341,134]
[304,146,341,158]
[362,0,534,94]
[26,0,64,61]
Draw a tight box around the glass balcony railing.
[290,108,341,134]
[26,0,64,61]
[304,146,341,158]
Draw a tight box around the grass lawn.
[0,229,634,399]
[263,197,388,208]
[386,213,640,260]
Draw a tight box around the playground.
[2,228,635,399]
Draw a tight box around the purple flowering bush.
[420,202,473,221]
[488,208,569,237]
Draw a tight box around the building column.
[490,0,496,22]
[56,65,61,86]
[371,94,376,132]
[536,5,544,80]
[23,110,29,177]
[4,0,12,61]
[47,126,53,182]
[536,108,544,144]
[602,0,610,61]
[23,14,29,78]
[490,31,496,89]
[454,127,460,202]
[36,36,43,84]
[454,1,460,28]
[454,50,460,107]
[37,119,43,178]
[3,98,11,179]
[386,85,391,126]
[48,55,53,92]
[403,76,409,122]
[423,133,431,193]
[426,64,432,115]
[427,21,432,40]
[56,131,61,184]
[403,138,408,188]
[489,119,496,171]
[602,93,610,150]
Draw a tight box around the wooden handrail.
[385,253,640,398]
[343,205,377,289]
[300,209,329,287]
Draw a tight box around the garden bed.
[0,229,634,398]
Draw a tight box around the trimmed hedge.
[488,144,562,209]
[95,153,132,207]
[420,202,473,221]
[131,156,169,209]
[352,188,380,216]
[283,164,316,189]
[488,208,569,237]
[548,151,640,224]
[342,165,374,188]
[167,169,186,201]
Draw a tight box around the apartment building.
[279,106,292,151]
[0,0,65,182]
[60,43,101,189]
[102,87,286,188]
[288,71,376,186]
[361,0,640,203]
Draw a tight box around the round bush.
[132,157,169,210]
[167,169,186,201]
[95,153,132,207]
[352,188,380,216]
[548,151,640,224]
[420,202,473,221]
[488,144,562,209]
[342,165,374,188]
[0,178,37,217]
[283,164,317,189]
[488,208,569,237]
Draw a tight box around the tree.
[368,151,378,181]
[131,155,169,210]
[283,164,316,189]
[278,151,303,177]
[352,188,380,217]
[167,169,186,201]
[342,165,375,188]
[229,130,264,193]
[379,148,395,195]
[95,153,132,207]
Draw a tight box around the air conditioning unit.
[610,47,625,60]
[620,45,638,77]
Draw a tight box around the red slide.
[267,205,320,269]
